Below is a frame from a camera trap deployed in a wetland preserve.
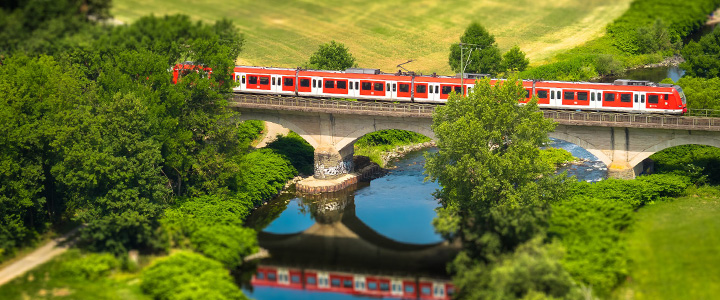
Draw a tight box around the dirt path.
[256,121,289,148]
[0,227,80,286]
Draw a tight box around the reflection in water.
[243,148,456,300]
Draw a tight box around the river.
[242,141,606,300]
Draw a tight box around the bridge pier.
[314,144,354,179]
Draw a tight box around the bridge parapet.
[232,94,720,131]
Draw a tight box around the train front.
[674,85,688,114]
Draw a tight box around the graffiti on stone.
[314,158,353,179]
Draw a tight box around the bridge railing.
[543,110,720,130]
[232,94,720,131]
[686,109,720,118]
[232,94,435,116]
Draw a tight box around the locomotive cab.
[674,85,688,114]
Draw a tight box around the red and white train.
[252,265,455,300]
[173,63,688,114]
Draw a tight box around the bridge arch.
[548,131,611,167]
[238,113,319,149]
[628,136,720,169]
[335,121,435,153]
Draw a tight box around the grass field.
[619,186,720,300]
[111,0,632,74]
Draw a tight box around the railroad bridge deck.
[231,94,720,180]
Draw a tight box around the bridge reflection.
[248,188,460,299]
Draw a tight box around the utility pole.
[459,42,481,93]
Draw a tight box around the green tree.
[680,26,720,79]
[307,40,357,70]
[141,251,248,300]
[190,225,258,269]
[448,22,503,75]
[500,45,529,72]
[635,19,675,54]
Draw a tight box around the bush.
[190,225,258,269]
[650,144,720,184]
[140,251,247,300]
[549,196,633,296]
[540,148,575,169]
[60,250,120,280]
[574,174,690,209]
[265,131,314,175]
[681,26,720,79]
[235,149,297,204]
[674,76,720,111]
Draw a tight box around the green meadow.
[620,186,720,300]
[111,0,632,74]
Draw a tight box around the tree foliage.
[140,251,247,300]
[681,26,720,79]
[500,45,530,72]
[190,225,258,269]
[426,77,580,298]
[307,40,357,70]
[448,22,503,75]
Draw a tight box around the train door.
[548,88,562,108]
[234,73,244,91]
[388,82,397,100]
[634,92,646,111]
[312,77,323,96]
[347,80,359,99]
[589,90,602,110]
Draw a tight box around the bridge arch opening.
[545,138,609,182]
[241,119,316,175]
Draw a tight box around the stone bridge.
[233,94,720,179]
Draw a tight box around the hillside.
[112,0,632,74]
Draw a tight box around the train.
[173,63,688,114]
[252,265,455,300]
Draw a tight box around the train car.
[174,63,687,114]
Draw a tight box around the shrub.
[574,174,690,209]
[265,131,314,175]
[162,194,254,245]
[190,225,258,269]
[140,251,247,300]
[235,149,297,203]
[540,148,575,169]
[650,144,720,184]
[60,250,120,280]
[549,196,633,296]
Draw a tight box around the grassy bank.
[618,186,720,300]
[112,0,631,73]
[354,129,431,167]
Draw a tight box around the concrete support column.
[608,127,636,179]
[313,144,354,179]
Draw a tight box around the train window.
[605,93,615,102]
[355,82,359,90]
[318,80,322,88]
[300,79,310,87]
[355,281,365,289]
[386,83,390,91]
[374,83,384,91]
[435,86,439,94]
[256,272,265,280]
[620,94,632,102]
[368,282,377,290]
[634,94,638,103]
[313,79,316,88]
[641,95,645,103]
[272,77,276,85]
[284,78,294,86]
[268,273,276,281]
[362,82,372,90]
[393,83,397,92]
[337,81,347,89]
[577,92,588,100]
[405,285,415,293]
[524,89,531,98]
[242,76,246,84]
[399,84,410,93]
[664,94,669,100]
[349,82,353,90]
[537,90,547,99]
[441,86,452,94]
[550,91,554,99]
[292,275,301,283]
[260,77,269,85]
[380,283,390,291]
[454,86,462,94]
[325,80,335,89]
[591,93,595,101]
[307,277,316,285]
[649,95,659,104]
[331,278,341,287]
[564,91,575,100]
[421,286,432,295]
[416,85,426,93]
[248,76,257,85]
[344,279,353,288]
